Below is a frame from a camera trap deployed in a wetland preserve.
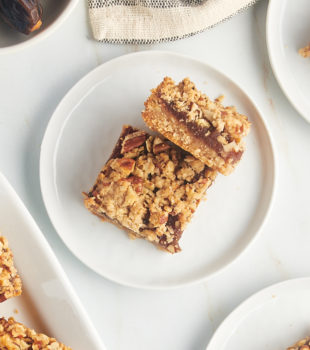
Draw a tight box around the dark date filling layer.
[161,99,243,163]
[89,207,182,251]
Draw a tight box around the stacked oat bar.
[142,77,250,175]
[84,77,251,253]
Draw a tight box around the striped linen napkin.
[88,0,259,44]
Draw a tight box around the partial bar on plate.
[287,336,310,350]
[0,236,22,302]
[299,44,310,58]
[0,317,71,350]
[84,125,217,253]
[142,77,251,175]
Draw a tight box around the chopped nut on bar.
[84,125,217,253]
[287,336,310,350]
[0,236,22,302]
[0,317,71,350]
[142,77,251,175]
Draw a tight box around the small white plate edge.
[266,0,310,124]
[206,277,310,350]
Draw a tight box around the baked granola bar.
[0,317,71,350]
[287,336,310,349]
[299,44,310,58]
[0,236,22,302]
[142,77,251,175]
[84,125,217,253]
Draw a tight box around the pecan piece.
[117,158,135,172]
[126,176,143,193]
[121,131,147,153]
[152,136,171,154]
[153,143,171,154]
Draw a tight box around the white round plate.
[207,278,310,350]
[40,51,276,289]
[267,0,310,123]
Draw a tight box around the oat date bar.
[287,336,310,350]
[84,125,216,253]
[0,317,71,350]
[0,236,22,302]
[142,77,251,175]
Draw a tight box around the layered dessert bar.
[0,236,22,302]
[299,44,310,58]
[0,317,71,349]
[84,125,217,253]
[142,77,251,175]
[287,336,310,349]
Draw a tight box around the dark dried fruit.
[0,0,43,35]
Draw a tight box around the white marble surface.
[0,0,310,349]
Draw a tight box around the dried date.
[0,0,43,35]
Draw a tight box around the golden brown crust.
[0,317,71,350]
[84,125,217,253]
[142,77,251,175]
[287,336,310,350]
[0,236,22,302]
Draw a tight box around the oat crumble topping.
[0,317,71,350]
[157,77,249,141]
[84,125,216,253]
[0,236,22,302]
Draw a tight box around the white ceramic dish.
[0,172,105,350]
[206,278,310,350]
[0,0,78,54]
[40,51,276,289]
[267,0,310,123]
